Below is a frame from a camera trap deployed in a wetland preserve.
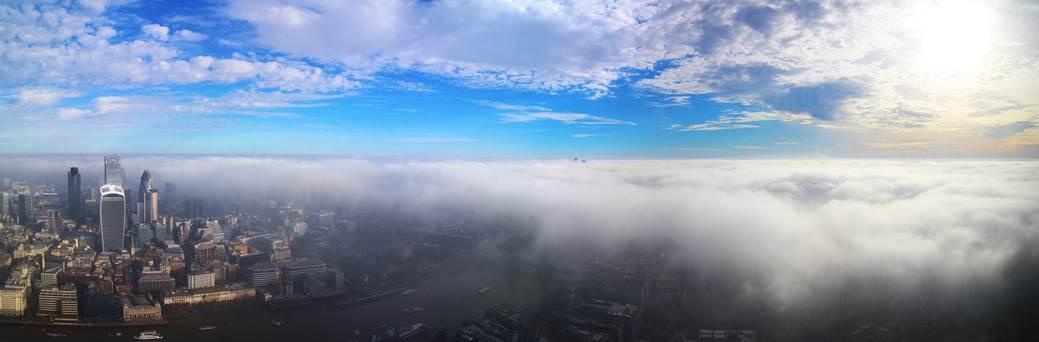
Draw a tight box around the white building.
[188,270,216,289]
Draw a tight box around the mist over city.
[0,156,1035,340]
[2,0,1039,341]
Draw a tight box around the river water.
[1,257,548,341]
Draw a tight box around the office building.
[38,284,78,321]
[41,263,62,288]
[292,222,308,237]
[137,270,174,294]
[17,194,33,224]
[188,270,216,289]
[67,167,81,222]
[136,170,151,225]
[0,285,28,317]
[137,170,151,205]
[104,155,124,187]
[145,189,159,223]
[202,220,225,242]
[0,192,10,217]
[162,182,176,213]
[99,184,126,252]
[249,262,280,292]
[195,241,227,266]
[163,284,256,306]
[283,258,327,283]
[121,295,162,322]
[318,211,335,229]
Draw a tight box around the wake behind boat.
[133,331,163,340]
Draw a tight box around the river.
[1,257,549,341]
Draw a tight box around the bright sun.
[914,1,995,75]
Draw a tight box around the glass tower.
[138,170,152,204]
[67,167,81,222]
[104,155,124,187]
[99,184,126,252]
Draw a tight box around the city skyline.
[0,0,1036,158]
[0,0,1037,340]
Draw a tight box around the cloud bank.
[2,157,1035,329]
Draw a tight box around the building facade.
[121,295,162,322]
[67,167,81,222]
[99,184,126,252]
[104,155,124,187]
[249,262,280,292]
[0,285,28,317]
[145,189,159,223]
[38,284,78,321]
[163,285,257,306]
[137,270,175,294]
[188,270,216,289]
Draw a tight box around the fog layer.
[3,156,1037,319]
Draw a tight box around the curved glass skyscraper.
[99,184,126,252]
[138,170,151,205]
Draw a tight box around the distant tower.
[163,182,176,214]
[17,194,33,224]
[146,189,159,223]
[99,184,127,252]
[138,170,152,204]
[0,192,10,217]
[104,155,124,187]
[67,167,81,222]
[136,170,152,225]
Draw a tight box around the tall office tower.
[124,189,135,226]
[103,155,124,187]
[163,182,176,213]
[0,192,9,217]
[99,184,127,252]
[138,170,152,204]
[17,194,33,224]
[146,189,159,223]
[135,170,152,225]
[67,167,81,222]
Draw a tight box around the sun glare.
[912,1,996,76]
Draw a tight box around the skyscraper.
[146,189,159,223]
[0,192,9,217]
[17,194,33,224]
[136,170,152,225]
[163,182,176,213]
[104,155,124,187]
[67,167,81,222]
[138,170,152,205]
[99,184,126,252]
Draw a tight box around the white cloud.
[501,111,635,126]
[172,29,207,42]
[224,0,697,98]
[142,24,169,41]
[647,95,692,108]
[173,90,348,117]
[392,80,434,93]
[670,111,813,132]
[15,87,76,106]
[473,100,549,112]
[2,157,1033,316]
[0,3,359,93]
[55,96,157,120]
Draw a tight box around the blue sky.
[1,0,1037,158]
